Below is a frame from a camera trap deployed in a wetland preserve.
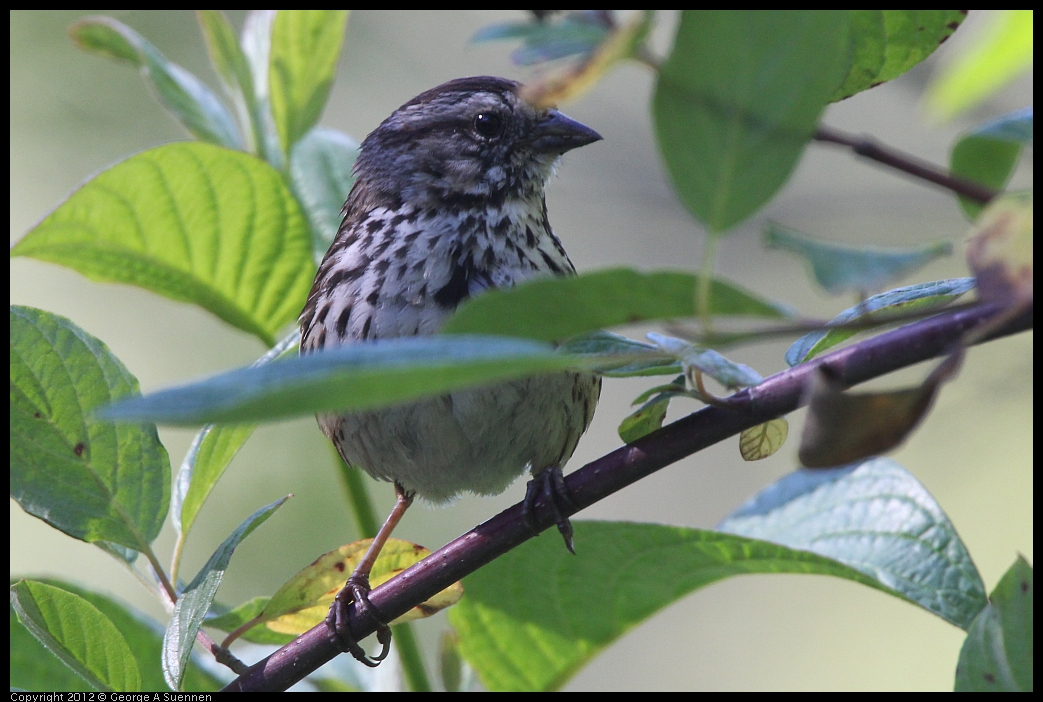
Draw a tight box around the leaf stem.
[696,232,720,330]
[332,445,379,539]
[392,623,432,692]
[814,125,999,205]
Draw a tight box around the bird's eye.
[473,112,505,139]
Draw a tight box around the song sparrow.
[299,76,602,664]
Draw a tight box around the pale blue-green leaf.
[162,497,289,690]
[718,457,987,628]
[10,306,169,552]
[785,277,975,366]
[955,556,1033,691]
[269,10,349,156]
[174,331,299,540]
[472,20,545,43]
[70,16,242,149]
[558,332,680,378]
[289,127,358,256]
[653,11,851,231]
[951,108,1033,219]
[765,222,953,294]
[11,581,141,692]
[12,142,315,346]
[472,13,610,65]
[98,336,600,426]
[646,332,764,387]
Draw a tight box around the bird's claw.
[325,572,392,667]
[523,466,577,554]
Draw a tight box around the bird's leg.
[326,483,414,666]
[522,466,577,554]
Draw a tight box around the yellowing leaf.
[740,418,789,461]
[966,191,1033,304]
[257,539,463,637]
[520,12,650,108]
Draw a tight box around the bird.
[298,75,602,665]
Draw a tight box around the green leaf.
[10,307,169,552]
[12,142,315,346]
[831,11,886,102]
[926,10,1033,120]
[449,514,956,691]
[955,556,1033,692]
[765,222,953,295]
[785,277,975,366]
[10,579,221,692]
[288,126,358,255]
[558,331,681,378]
[269,10,349,156]
[10,580,141,692]
[175,424,257,538]
[10,596,96,691]
[653,11,850,231]
[719,458,987,628]
[69,16,242,150]
[163,497,289,690]
[951,108,1033,219]
[196,10,270,160]
[646,332,764,388]
[617,395,671,443]
[874,11,968,84]
[834,11,967,101]
[444,268,791,342]
[239,10,283,169]
[98,335,601,426]
[174,332,299,541]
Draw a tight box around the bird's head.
[351,76,601,209]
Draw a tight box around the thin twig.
[814,125,1000,205]
[667,300,981,348]
[222,300,1031,692]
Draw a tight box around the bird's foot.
[523,466,577,554]
[325,572,392,667]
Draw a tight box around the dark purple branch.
[223,301,1031,692]
[814,125,1000,205]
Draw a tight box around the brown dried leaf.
[798,363,954,468]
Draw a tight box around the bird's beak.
[530,110,602,154]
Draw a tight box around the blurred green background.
[10,10,1033,691]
